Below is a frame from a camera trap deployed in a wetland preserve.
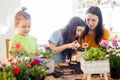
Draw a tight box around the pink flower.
[99,39,109,48]
[44,46,52,50]
[82,42,88,48]
[0,61,7,66]
[111,38,118,48]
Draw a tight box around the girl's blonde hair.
[14,7,31,26]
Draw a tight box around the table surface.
[45,73,120,80]
[44,62,120,80]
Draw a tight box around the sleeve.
[48,30,62,46]
[103,28,110,41]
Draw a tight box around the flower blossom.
[13,43,22,51]
[13,67,21,75]
[82,42,88,48]
[44,46,52,50]
[0,60,7,66]
[99,39,109,48]
[33,56,44,63]
[111,38,118,48]
[32,60,40,65]
[27,63,32,68]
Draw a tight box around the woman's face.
[86,13,99,30]
[76,26,85,37]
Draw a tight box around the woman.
[48,16,85,64]
[81,6,109,48]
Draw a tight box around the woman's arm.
[50,40,79,54]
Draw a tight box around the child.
[9,7,39,58]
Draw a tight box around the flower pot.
[110,67,120,79]
[80,58,110,74]
[30,75,44,80]
[43,58,54,74]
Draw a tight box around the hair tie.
[21,7,27,11]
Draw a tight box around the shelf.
[77,4,111,12]
[77,3,120,12]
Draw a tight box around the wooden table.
[44,62,120,80]
[45,73,120,80]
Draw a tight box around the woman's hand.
[49,40,80,54]
[67,40,80,50]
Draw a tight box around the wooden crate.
[80,58,110,74]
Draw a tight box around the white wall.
[0,0,20,59]
[0,0,73,59]
[20,0,73,44]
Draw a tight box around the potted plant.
[38,46,56,74]
[0,55,47,80]
[5,43,47,80]
[108,38,120,79]
[81,47,110,74]
[29,56,46,80]
[80,39,110,80]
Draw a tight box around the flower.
[0,43,47,80]
[27,63,32,68]
[33,56,44,63]
[81,42,89,53]
[29,56,46,78]
[99,38,109,53]
[9,45,28,58]
[107,38,120,69]
[32,59,40,65]
[39,46,56,59]
[99,38,109,48]
[82,39,108,61]
[13,67,21,75]
[0,55,47,80]
[111,38,118,48]
[44,46,52,50]
[82,42,88,49]
[13,43,22,51]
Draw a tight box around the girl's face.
[16,19,31,36]
[86,13,99,30]
[76,26,85,37]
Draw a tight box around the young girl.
[9,7,39,58]
[48,16,85,64]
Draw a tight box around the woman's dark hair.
[62,16,85,59]
[83,6,103,44]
